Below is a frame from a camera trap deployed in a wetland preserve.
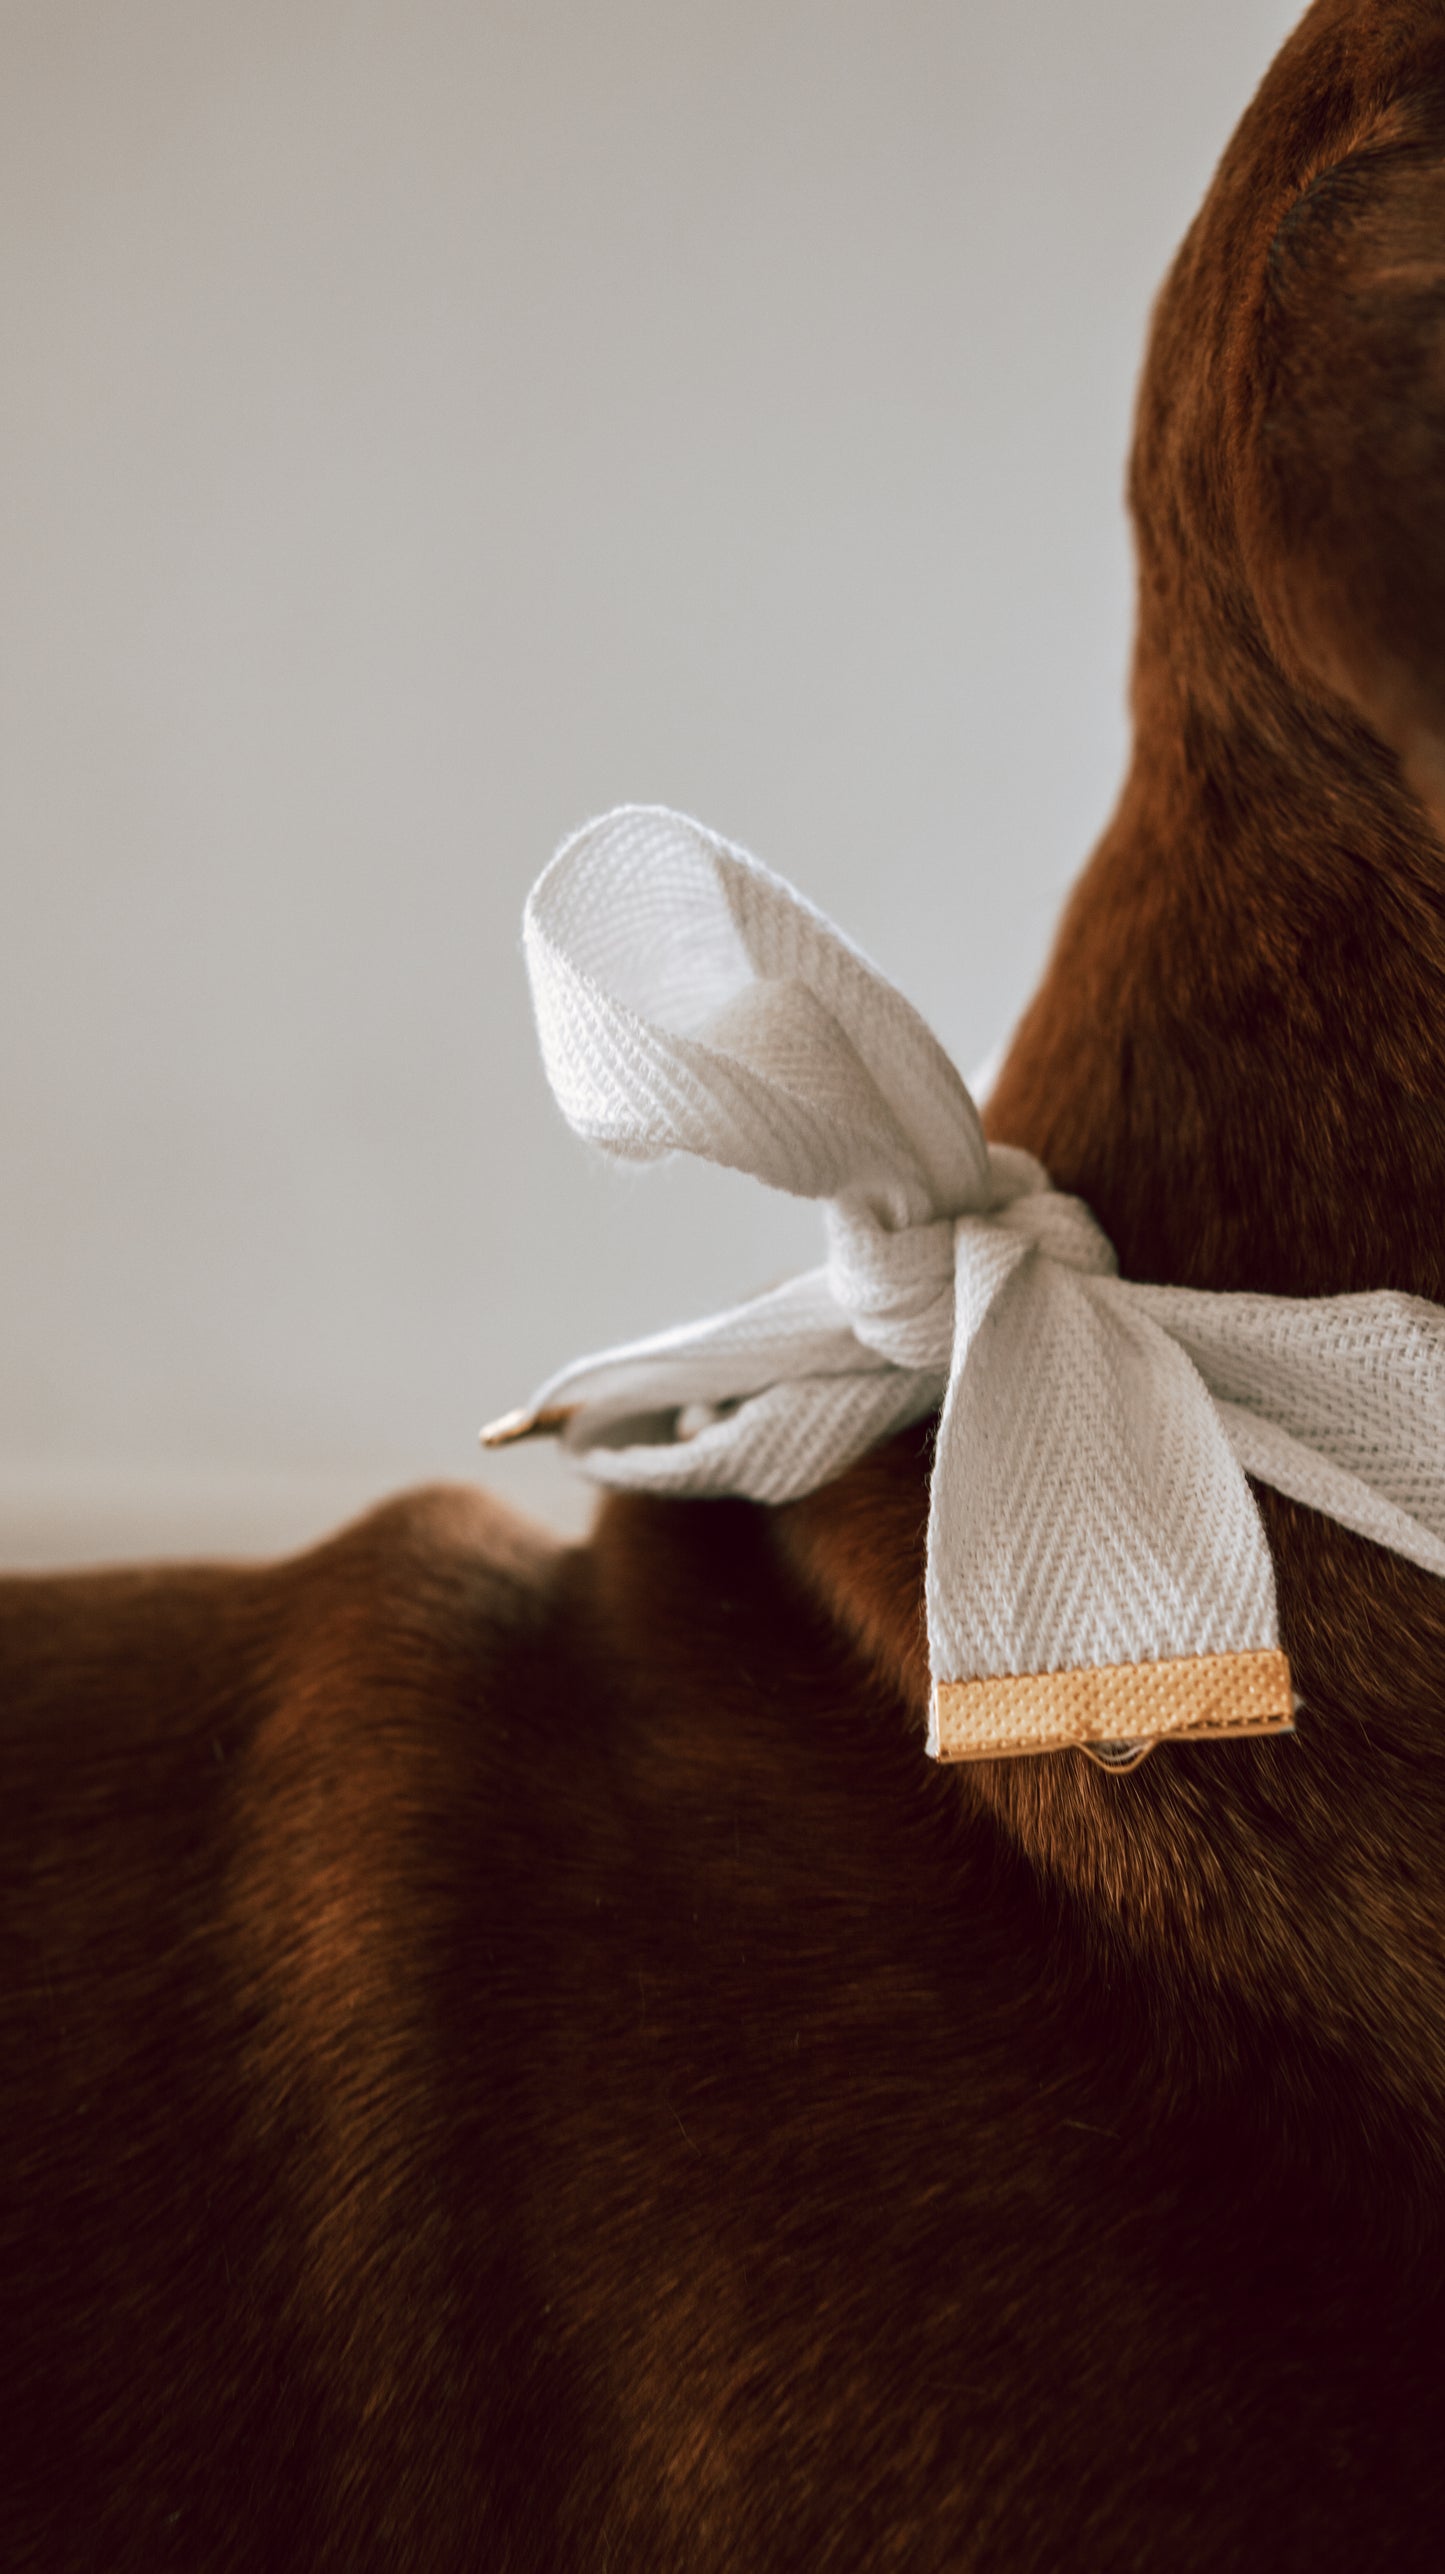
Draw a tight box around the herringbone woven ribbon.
[484,807,1445,1762]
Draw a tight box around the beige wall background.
[0,0,1300,1563]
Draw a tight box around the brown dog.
[8,3,1445,2563]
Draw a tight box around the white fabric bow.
[486,806,1445,1762]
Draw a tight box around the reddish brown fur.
[8,5,1445,2562]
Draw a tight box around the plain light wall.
[0,0,1302,1561]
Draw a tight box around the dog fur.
[7,4,1445,2563]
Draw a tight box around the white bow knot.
[987,1172,1119,1275]
[823,1207,955,1370]
[487,806,1445,1764]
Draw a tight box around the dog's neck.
[784,0,1445,2215]
[773,693,1445,2221]
[992,671,1445,1304]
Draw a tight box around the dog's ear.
[1243,94,1445,824]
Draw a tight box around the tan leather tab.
[934,1648,1295,1762]
[479,1404,577,1450]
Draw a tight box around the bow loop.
[525,807,991,1220]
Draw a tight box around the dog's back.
[5,1476,1445,2570]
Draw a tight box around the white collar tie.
[484,806,1445,1764]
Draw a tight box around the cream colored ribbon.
[484,807,1445,1762]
